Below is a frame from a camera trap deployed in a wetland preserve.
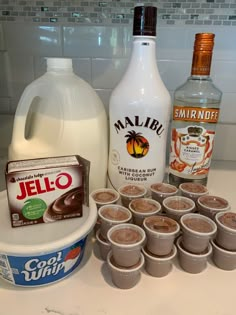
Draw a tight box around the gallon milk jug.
[8,58,108,192]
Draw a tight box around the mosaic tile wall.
[0,0,236,26]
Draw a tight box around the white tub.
[0,190,97,287]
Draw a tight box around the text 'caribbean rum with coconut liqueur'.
[108,5,171,190]
[168,33,222,186]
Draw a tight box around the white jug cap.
[46,58,73,70]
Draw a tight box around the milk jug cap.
[46,58,73,70]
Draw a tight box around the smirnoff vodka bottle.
[108,6,171,190]
[168,33,222,186]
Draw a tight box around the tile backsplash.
[1,0,236,26]
[0,0,236,162]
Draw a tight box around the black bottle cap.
[133,6,157,37]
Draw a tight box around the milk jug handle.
[11,85,40,143]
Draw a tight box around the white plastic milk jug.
[8,58,108,192]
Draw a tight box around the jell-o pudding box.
[5,155,90,228]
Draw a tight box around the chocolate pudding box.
[5,155,90,228]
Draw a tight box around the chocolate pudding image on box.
[44,187,84,222]
[180,213,217,254]
[215,211,236,251]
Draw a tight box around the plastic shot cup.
[142,244,177,278]
[107,223,146,267]
[96,229,111,261]
[180,213,217,254]
[197,195,230,220]
[211,239,236,271]
[215,211,236,251]
[98,204,132,240]
[107,251,144,289]
[143,215,180,256]
[91,188,120,209]
[176,236,212,274]
[179,182,208,202]
[129,198,161,226]
[118,184,147,208]
[163,196,195,222]
[150,182,178,205]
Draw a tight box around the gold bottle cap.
[191,33,215,76]
[194,33,215,52]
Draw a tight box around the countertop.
[0,160,236,315]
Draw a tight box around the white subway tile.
[0,23,5,51]
[213,123,236,161]
[211,60,236,93]
[3,24,63,56]
[63,26,124,58]
[0,52,9,97]
[95,89,112,115]
[157,59,190,91]
[92,58,128,89]
[0,114,14,149]
[0,97,11,114]
[33,57,92,84]
[72,58,92,84]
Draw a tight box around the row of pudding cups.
[91,183,236,289]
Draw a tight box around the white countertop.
[0,160,236,315]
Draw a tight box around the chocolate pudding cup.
[197,195,230,220]
[107,223,146,267]
[163,196,195,222]
[179,182,208,202]
[118,184,147,208]
[129,198,162,226]
[150,183,178,205]
[143,215,180,256]
[98,204,132,240]
[96,229,111,261]
[107,251,144,289]
[211,239,236,271]
[142,245,177,278]
[180,213,217,254]
[91,188,120,209]
[215,211,236,251]
[176,236,212,274]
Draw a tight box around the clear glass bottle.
[168,33,222,186]
[108,6,171,190]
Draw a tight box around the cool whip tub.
[0,191,97,287]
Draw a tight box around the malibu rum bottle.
[168,33,222,186]
[108,5,171,190]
